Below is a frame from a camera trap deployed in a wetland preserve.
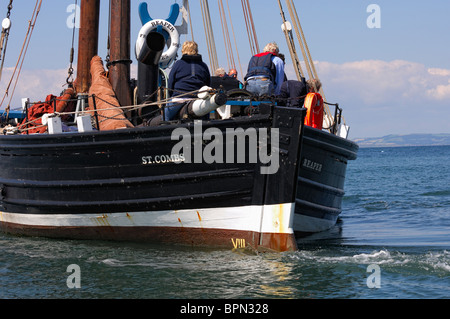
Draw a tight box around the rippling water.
[1,146,449,299]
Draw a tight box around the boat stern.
[258,203,297,252]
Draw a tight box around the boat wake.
[288,248,450,276]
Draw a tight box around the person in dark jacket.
[166,41,211,120]
[278,78,307,107]
[278,78,322,107]
[244,42,285,96]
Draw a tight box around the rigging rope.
[183,0,195,41]
[66,0,78,86]
[13,82,343,135]
[218,0,235,71]
[283,0,335,128]
[200,0,219,73]
[225,0,243,81]
[16,86,212,133]
[288,0,319,82]
[277,0,303,81]
[284,0,313,81]
[241,0,259,55]
[0,0,14,83]
[0,0,42,116]
[105,0,111,65]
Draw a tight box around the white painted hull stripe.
[0,203,295,235]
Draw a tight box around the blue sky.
[1,0,450,138]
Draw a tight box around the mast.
[277,0,303,81]
[76,0,100,94]
[108,0,132,107]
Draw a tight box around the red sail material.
[87,56,134,131]
[56,88,77,120]
[19,88,76,134]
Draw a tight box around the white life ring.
[135,19,180,65]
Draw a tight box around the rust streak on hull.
[0,221,297,252]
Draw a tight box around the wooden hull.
[0,104,359,250]
[0,106,305,252]
[294,125,359,235]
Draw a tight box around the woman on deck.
[165,41,211,121]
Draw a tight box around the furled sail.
[87,56,134,131]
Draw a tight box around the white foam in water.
[350,250,412,265]
[101,258,123,266]
[352,250,391,262]
[424,250,450,273]
[434,262,450,272]
[293,249,402,265]
[292,248,450,275]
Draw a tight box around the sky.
[0,0,449,138]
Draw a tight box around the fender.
[136,19,180,66]
[304,92,324,130]
[138,2,180,42]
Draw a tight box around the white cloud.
[286,59,450,105]
[5,59,448,110]
[2,60,449,138]
[425,68,450,100]
[1,63,136,110]
[426,82,450,100]
[428,68,450,77]
[285,60,450,137]
[0,67,68,109]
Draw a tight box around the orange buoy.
[304,92,324,130]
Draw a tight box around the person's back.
[245,52,277,82]
[278,78,307,107]
[244,42,284,97]
[168,51,210,98]
[166,41,211,120]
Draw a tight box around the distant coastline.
[353,133,450,148]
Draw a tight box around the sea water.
[0,146,449,299]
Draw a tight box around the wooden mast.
[76,0,100,94]
[108,0,132,107]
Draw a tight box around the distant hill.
[353,134,450,148]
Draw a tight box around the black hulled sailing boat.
[0,0,358,252]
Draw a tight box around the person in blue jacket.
[165,41,211,121]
